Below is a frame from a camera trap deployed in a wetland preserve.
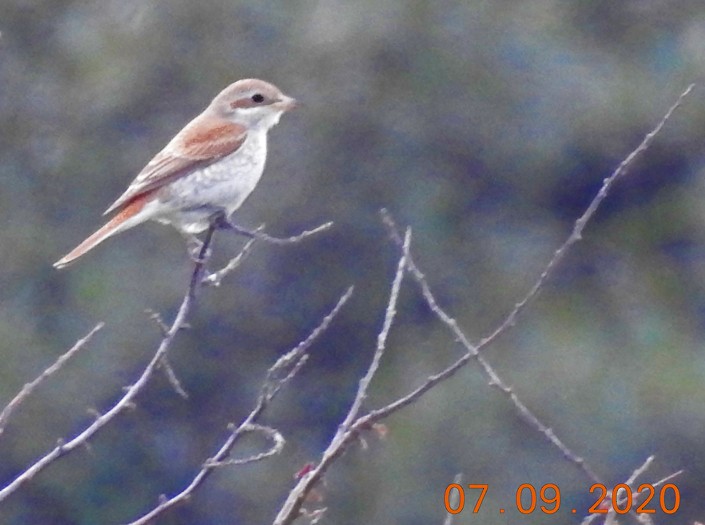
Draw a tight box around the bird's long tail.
[53,193,152,269]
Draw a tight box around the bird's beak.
[278,95,299,111]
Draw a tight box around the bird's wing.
[104,116,247,215]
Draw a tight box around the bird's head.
[210,78,298,130]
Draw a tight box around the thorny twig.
[376,83,696,486]
[271,84,694,525]
[203,221,333,287]
[0,222,218,503]
[272,231,409,525]
[126,287,353,525]
[0,214,334,505]
[220,219,334,246]
[382,210,603,484]
[478,83,695,350]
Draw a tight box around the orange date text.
[443,482,680,515]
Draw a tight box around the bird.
[53,78,298,269]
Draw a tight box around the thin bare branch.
[340,229,409,430]
[0,322,104,436]
[203,221,333,288]
[0,223,218,503]
[479,83,695,350]
[252,221,334,245]
[158,356,189,399]
[626,455,655,486]
[370,83,695,487]
[126,287,353,525]
[652,469,684,488]
[225,220,334,246]
[265,286,354,399]
[145,309,189,398]
[203,234,259,287]
[580,455,683,525]
[270,86,693,525]
[272,236,409,525]
[381,211,604,484]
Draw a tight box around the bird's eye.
[251,93,265,103]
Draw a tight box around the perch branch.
[0,221,219,503]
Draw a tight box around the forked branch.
[271,84,694,525]
[126,287,353,525]
[0,218,333,505]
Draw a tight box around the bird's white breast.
[154,128,269,233]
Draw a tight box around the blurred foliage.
[1,1,705,523]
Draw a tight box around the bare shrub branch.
[126,287,353,525]
[240,221,334,245]
[479,83,695,349]
[3,83,692,525]
[580,456,683,525]
[272,85,694,525]
[375,83,695,486]
[0,223,218,502]
[382,211,603,484]
[203,234,259,287]
[272,232,409,525]
[340,228,410,430]
[203,220,333,287]
[0,322,104,436]
[0,217,333,504]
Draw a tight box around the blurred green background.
[1,1,705,523]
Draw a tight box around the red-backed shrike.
[54,79,297,268]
